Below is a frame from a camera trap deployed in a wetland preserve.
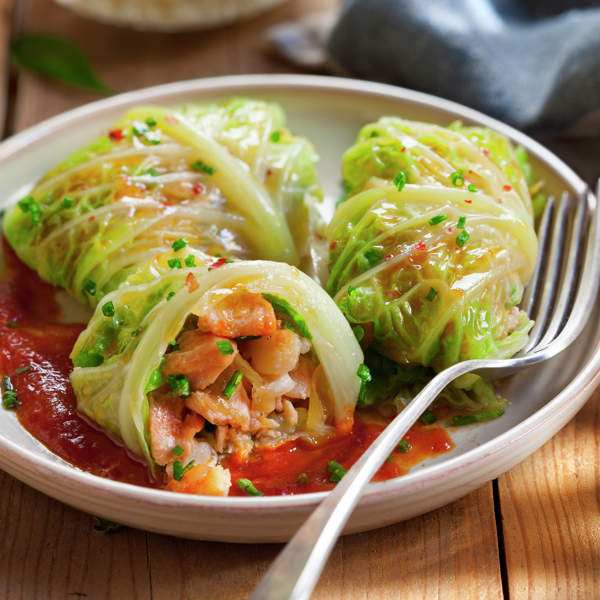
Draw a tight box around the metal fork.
[250,180,600,600]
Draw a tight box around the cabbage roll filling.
[146,289,331,494]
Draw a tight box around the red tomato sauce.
[0,239,454,496]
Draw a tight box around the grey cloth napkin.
[326,0,600,133]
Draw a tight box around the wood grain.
[498,389,600,600]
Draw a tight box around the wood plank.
[147,485,503,600]
[499,389,600,599]
[0,0,14,137]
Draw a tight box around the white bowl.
[54,0,287,31]
[0,75,598,542]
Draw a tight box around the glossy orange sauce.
[0,239,454,496]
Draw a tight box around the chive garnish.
[184,254,196,267]
[450,170,464,186]
[167,257,182,269]
[467,183,478,192]
[166,291,176,301]
[60,197,74,209]
[83,279,96,296]
[17,196,41,226]
[172,238,187,251]
[223,371,243,399]
[146,167,159,177]
[216,340,234,355]
[101,301,115,317]
[297,473,308,484]
[145,116,157,127]
[421,410,437,425]
[167,374,191,398]
[6,320,18,328]
[1,375,20,409]
[357,363,372,404]
[190,160,216,175]
[270,130,281,142]
[457,216,466,229]
[425,287,438,302]
[397,439,411,453]
[237,478,264,496]
[456,230,470,247]
[14,366,32,375]
[172,445,184,456]
[173,460,195,481]
[326,460,347,483]
[429,214,447,225]
[393,171,406,192]
[262,294,312,341]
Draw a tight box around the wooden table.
[0,1,599,598]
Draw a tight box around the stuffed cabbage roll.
[3,98,322,306]
[70,259,363,495]
[328,117,539,372]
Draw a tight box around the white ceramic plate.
[0,75,598,543]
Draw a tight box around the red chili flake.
[185,272,199,293]
[445,227,453,234]
[503,184,512,191]
[496,199,503,204]
[330,240,338,250]
[464,199,472,204]
[414,241,426,252]
[81,184,89,190]
[192,182,206,195]
[482,149,491,157]
[266,169,273,177]
[87,216,95,222]
[401,147,406,153]
[165,115,179,125]
[315,232,325,241]
[388,290,400,299]
[159,199,171,207]
[108,128,124,141]
[385,254,393,261]
[210,257,228,269]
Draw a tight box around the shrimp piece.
[185,384,251,431]
[245,329,301,376]
[149,396,185,465]
[198,291,277,338]
[166,463,231,496]
[163,331,237,391]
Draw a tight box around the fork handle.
[249,361,474,600]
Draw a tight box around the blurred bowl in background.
[54,0,288,31]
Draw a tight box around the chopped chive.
[73,349,104,368]
[452,408,505,426]
[6,319,18,328]
[144,132,161,145]
[352,325,365,342]
[421,410,437,425]
[223,370,243,399]
[17,196,41,226]
[167,374,191,398]
[184,254,196,267]
[132,121,148,137]
[101,301,115,317]
[386,454,394,462]
[225,259,234,264]
[172,238,187,251]
[467,184,478,193]
[429,214,447,226]
[172,445,184,456]
[456,230,470,247]
[393,171,407,192]
[166,291,176,301]
[237,478,264,496]
[146,167,159,177]
[348,285,356,296]
[1,375,20,409]
[297,473,308,484]
[173,459,195,481]
[216,340,234,355]
[190,160,216,175]
[397,439,411,453]
[450,170,464,187]
[168,340,180,351]
[357,363,372,404]
[326,460,347,483]
[83,279,96,296]
[457,216,466,229]
[425,287,438,302]
[363,248,383,269]
[270,130,281,142]
[145,116,157,127]
[262,294,312,341]
[167,257,182,269]
[60,197,74,209]
[131,328,141,338]
[14,365,32,375]
[369,130,380,138]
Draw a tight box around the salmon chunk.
[149,396,185,465]
[163,331,237,390]
[198,291,277,338]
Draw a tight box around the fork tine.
[523,193,570,351]
[535,190,587,349]
[521,195,554,317]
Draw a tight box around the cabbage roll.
[3,98,322,306]
[70,260,363,495]
[328,118,539,372]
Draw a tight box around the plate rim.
[0,73,597,512]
